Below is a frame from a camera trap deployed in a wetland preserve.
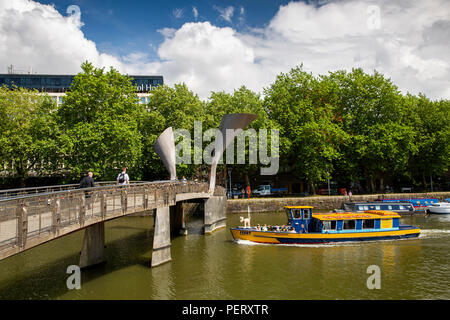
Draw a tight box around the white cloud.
[192,6,198,20]
[172,8,183,19]
[157,22,263,96]
[0,0,449,101]
[213,5,234,23]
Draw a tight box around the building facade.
[0,73,163,105]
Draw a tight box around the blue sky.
[1,0,449,99]
[38,0,297,60]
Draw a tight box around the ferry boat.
[230,206,420,244]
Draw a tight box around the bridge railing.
[0,181,216,255]
[0,181,147,200]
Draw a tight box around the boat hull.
[230,226,420,244]
[427,207,450,214]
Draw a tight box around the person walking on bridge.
[79,171,95,209]
[117,167,130,186]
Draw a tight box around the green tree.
[264,66,346,194]
[57,62,143,180]
[0,86,60,186]
[207,86,278,187]
[327,68,417,192]
[139,83,207,180]
[406,94,450,189]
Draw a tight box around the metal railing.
[0,181,224,259]
[0,181,148,200]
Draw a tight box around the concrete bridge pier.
[170,202,187,236]
[151,206,172,267]
[79,222,105,268]
[204,196,227,234]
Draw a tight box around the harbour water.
[0,210,449,299]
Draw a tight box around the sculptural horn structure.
[154,127,177,180]
[209,113,258,193]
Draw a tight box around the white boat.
[427,199,450,214]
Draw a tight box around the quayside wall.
[227,192,450,214]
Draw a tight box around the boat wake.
[233,238,418,248]
[419,229,450,239]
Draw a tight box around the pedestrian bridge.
[0,181,227,267]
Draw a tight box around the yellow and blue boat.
[230,206,420,244]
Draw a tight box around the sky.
[0,0,449,100]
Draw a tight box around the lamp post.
[228,168,232,198]
[327,171,331,196]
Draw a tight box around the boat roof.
[312,210,401,221]
[345,202,413,206]
[284,206,314,209]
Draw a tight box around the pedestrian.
[181,176,187,185]
[246,185,251,199]
[348,189,353,201]
[79,171,95,189]
[79,171,95,209]
[117,167,130,186]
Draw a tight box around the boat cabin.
[284,206,313,233]
[382,198,438,210]
[284,206,401,234]
[342,202,414,213]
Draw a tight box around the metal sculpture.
[154,127,177,180]
[209,113,257,193]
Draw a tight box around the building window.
[293,209,301,218]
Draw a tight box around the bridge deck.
[0,181,221,261]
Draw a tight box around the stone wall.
[227,192,450,213]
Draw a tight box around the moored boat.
[427,199,450,214]
[230,206,420,244]
[381,198,439,212]
[339,202,415,214]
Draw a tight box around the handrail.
[0,181,151,200]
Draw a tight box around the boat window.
[323,220,336,230]
[343,220,356,229]
[362,219,375,229]
[285,209,292,222]
[369,205,376,210]
[392,205,399,210]
[357,206,363,211]
[375,205,380,210]
[399,205,404,210]
[303,209,310,219]
[387,205,392,210]
[293,209,301,219]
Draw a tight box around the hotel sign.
[136,84,156,92]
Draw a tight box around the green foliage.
[264,66,347,192]
[139,83,206,179]
[1,61,448,191]
[406,94,450,185]
[0,86,60,185]
[57,61,143,180]
[207,86,278,185]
